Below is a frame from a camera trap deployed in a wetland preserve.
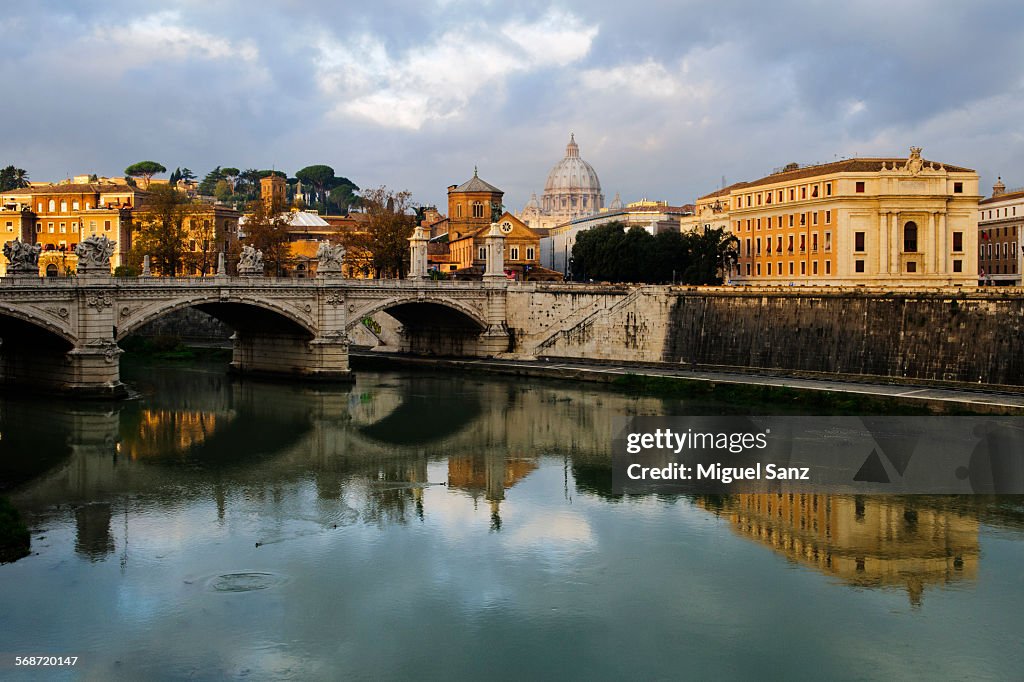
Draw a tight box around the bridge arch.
[0,302,77,346]
[117,294,317,341]
[346,296,487,334]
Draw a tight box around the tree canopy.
[570,222,739,285]
[240,195,292,277]
[124,161,166,189]
[0,165,29,191]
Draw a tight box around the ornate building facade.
[518,134,604,230]
[712,148,979,286]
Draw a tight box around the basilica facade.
[518,134,604,230]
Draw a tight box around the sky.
[2,0,1023,211]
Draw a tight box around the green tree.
[0,165,29,191]
[129,185,194,275]
[124,161,167,189]
[198,166,225,196]
[214,179,233,202]
[180,168,196,181]
[221,167,240,192]
[680,226,739,285]
[295,165,337,212]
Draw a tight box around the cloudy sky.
[2,1,1022,210]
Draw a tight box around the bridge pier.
[229,331,353,382]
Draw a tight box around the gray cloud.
[1,1,1021,210]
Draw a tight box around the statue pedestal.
[237,266,263,277]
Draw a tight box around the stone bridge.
[0,275,512,397]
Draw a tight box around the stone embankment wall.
[506,285,1024,387]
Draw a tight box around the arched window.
[472,201,484,218]
[903,222,918,252]
[45,264,58,277]
[48,199,55,212]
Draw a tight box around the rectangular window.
[855,181,865,193]
[800,234,806,252]
[72,201,80,210]
[787,235,794,253]
[104,220,111,231]
[768,262,772,275]
[36,224,41,233]
[757,193,762,206]
[789,215,794,227]
[812,233,818,252]
[789,188,794,201]
[812,212,818,226]
[746,195,751,207]
[953,259,963,273]
[757,218,761,230]
[527,247,535,260]
[37,202,43,212]
[811,185,818,198]
[801,187,807,199]
[60,222,66,233]
[906,262,917,273]
[90,221,96,233]
[510,246,519,260]
[778,261,782,275]
[756,263,761,276]
[800,262,806,275]
[825,232,832,252]
[825,210,831,224]
[826,182,832,196]
[746,263,751,275]
[745,238,751,256]
[767,238,772,254]
[855,259,865,273]
[478,246,486,260]
[954,182,963,193]
[4,221,11,232]
[826,260,831,274]
[800,213,806,226]
[789,262,794,275]
[813,261,818,275]
[60,201,67,212]
[855,232,865,252]
[756,238,762,255]
[72,222,78,233]
[48,222,54,233]
[776,236,782,252]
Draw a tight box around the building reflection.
[448,452,538,530]
[701,494,979,605]
[123,409,221,460]
[74,502,114,561]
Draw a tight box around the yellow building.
[1,178,239,276]
[444,171,553,280]
[705,148,979,286]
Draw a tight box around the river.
[1,359,1023,680]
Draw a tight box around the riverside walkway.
[350,351,1024,414]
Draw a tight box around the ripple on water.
[206,572,287,593]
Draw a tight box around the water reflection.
[699,494,979,605]
[2,363,1024,678]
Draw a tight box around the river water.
[1,360,1023,680]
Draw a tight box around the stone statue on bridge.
[74,234,117,276]
[238,244,264,276]
[3,238,42,275]
[316,241,345,277]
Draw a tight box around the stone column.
[938,212,948,275]
[479,223,510,355]
[879,212,889,274]
[407,225,429,281]
[483,223,506,281]
[890,212,900,274]
[926,212,936,274]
